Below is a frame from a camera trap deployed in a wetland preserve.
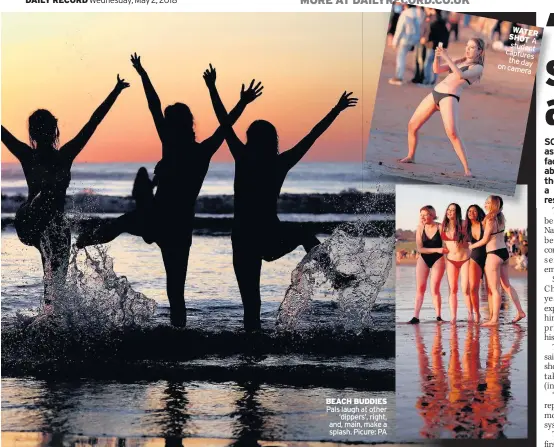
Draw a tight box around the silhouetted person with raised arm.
[77,54,262,327]
[204,64,357,331]
[1,75,129,310]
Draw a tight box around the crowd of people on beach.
[387,4,542,87]
[405,196,526,326]
[1,54,357,331]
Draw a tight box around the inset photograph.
[395,184,528,439]
[366,3,541,195]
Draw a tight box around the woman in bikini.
[1,75,129,310]
[408,205,448,324]
[465,204,487,323]
[399,38,485,177]
[468,196,526,326]
[441,203,471,323]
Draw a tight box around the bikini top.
[441,230,456,242]
[448,64,480,85]
[422,225,442,248]
[491,225,505,235]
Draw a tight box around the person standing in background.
[411,6,427,85]
[389,4,421,86]
[447,11,460,42]
[387,2,404,47]
[420,8,449,85]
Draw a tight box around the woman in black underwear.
[1,75,129,310]
[399,38,485,177]
[77,55,261,327]
[465,204,487,323]
[468,195,526,326]
[408,205,448,324]
[441,203,471,324]
[203,64,357,331]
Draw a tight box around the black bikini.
[487,225,510,262]
[432,65,475,107]
[469,222,487,274]
[421,225,443,269]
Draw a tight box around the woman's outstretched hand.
[203,64,217,87]
[335,91,358,112]
[240,80,264,104]
[130,52,145,74]
[435,47,450,60]
[115,74,130,92]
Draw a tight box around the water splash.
[277,220,394,331]
[18,243,157,333]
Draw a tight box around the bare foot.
[464,170,473,177]
[398,156,415,163]
[468,314,474,323]
[450,319,457,325]
[475,313,481,324]
[512,312,526,323]
[481,319,499,327]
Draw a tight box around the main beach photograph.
[365,5,541,195]
[0,12,399,445]
[395,184,528,439]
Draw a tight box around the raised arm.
[204,68,262,159]
[60,75,129,161]
[202,65,263,157]
[435,47,483,80]
[130,53,166,147]
[432,46,452,74]
[279,91,357,172]
[1,125,31,161]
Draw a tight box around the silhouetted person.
[77,54,262,327]
[204,64,357,331]
[1,75,129,309]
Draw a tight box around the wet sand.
[395,263,528,440]
[365,26,537,195]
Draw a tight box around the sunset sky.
[1,12,388,163]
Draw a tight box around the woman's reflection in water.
[414,324,524,438]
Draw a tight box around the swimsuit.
[446,257,470,268]
[470,222,487,274]
[441,228,469,269]
[487,226,510,262]
[421,226,443,269]
[432,65,476,107]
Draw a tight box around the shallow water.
[395,264,528,440]
[1,162,369,197]
[1,230,395,443]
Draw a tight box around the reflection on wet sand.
[414,324,524,439]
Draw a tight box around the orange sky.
[1,13,388,163]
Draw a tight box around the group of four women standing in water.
[1,54,357,331]
[410,196,526,326]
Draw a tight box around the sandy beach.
[365,24,537,195]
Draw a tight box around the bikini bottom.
[432,89,460,107]
[487,248,510,262]
[446,257,470,269]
